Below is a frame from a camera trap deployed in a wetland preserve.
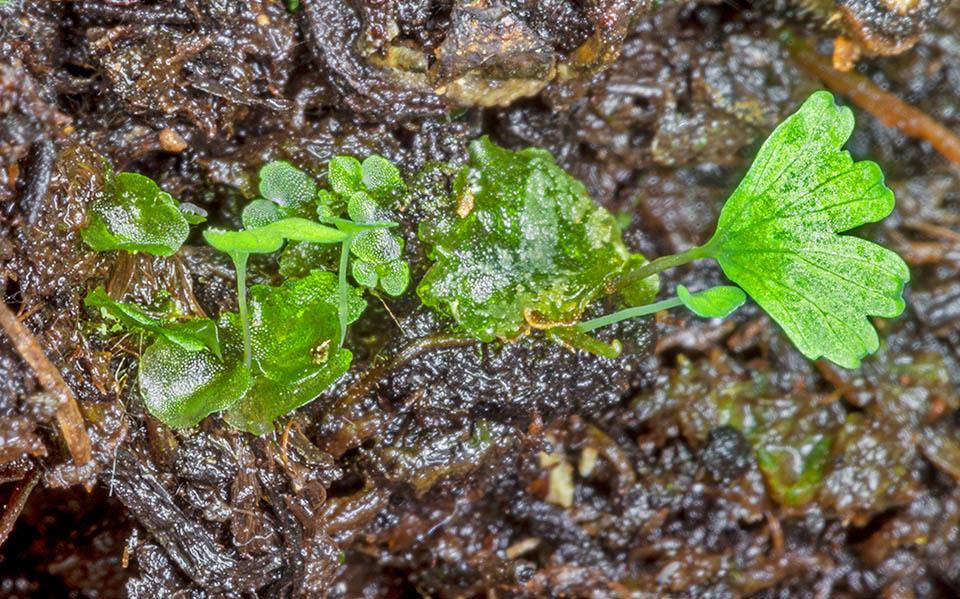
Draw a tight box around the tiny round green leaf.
[347,191,379,223]
[377,259,409,296]
[242,199,283,229]
[351,228,402,263]
[360,155,403,193]
[328,156,362,196]
[258,161,317,209]
[676,284,746,318]
[351,259,378,288]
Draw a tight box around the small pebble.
[158,128,187,152]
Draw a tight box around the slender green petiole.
[576,296,683,332]
[228,251,252,368]
[337,234,354,348]
[611,245,709,293]
[328,219,398,347]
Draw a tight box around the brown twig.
[782,32,960,169]
[0,467,41,550]
[0,302,92,464]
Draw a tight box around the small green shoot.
[85,155,409,432]
[203,218,348,368]
[204,156,408,366]
[344,192,409,297]
[597,91,909,368]
[316,155,408,342]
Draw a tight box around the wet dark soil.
[2,0,960,597]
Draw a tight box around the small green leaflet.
[203,217,348,254]
[328,156,363,196]
[258,161,316,210]
[84,287,222,358]
[698,91,909,369]
[359,155,403,193]
[677,285,746,318]
[241,199,283,229]
[347,194,409,297]
[327,155,403,197]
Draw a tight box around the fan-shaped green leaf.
[700,91,910,368]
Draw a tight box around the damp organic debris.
[2,1,960,598]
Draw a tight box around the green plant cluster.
[80,91,910,434]
[84,158,405,433]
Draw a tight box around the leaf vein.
[721,246,906,281]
